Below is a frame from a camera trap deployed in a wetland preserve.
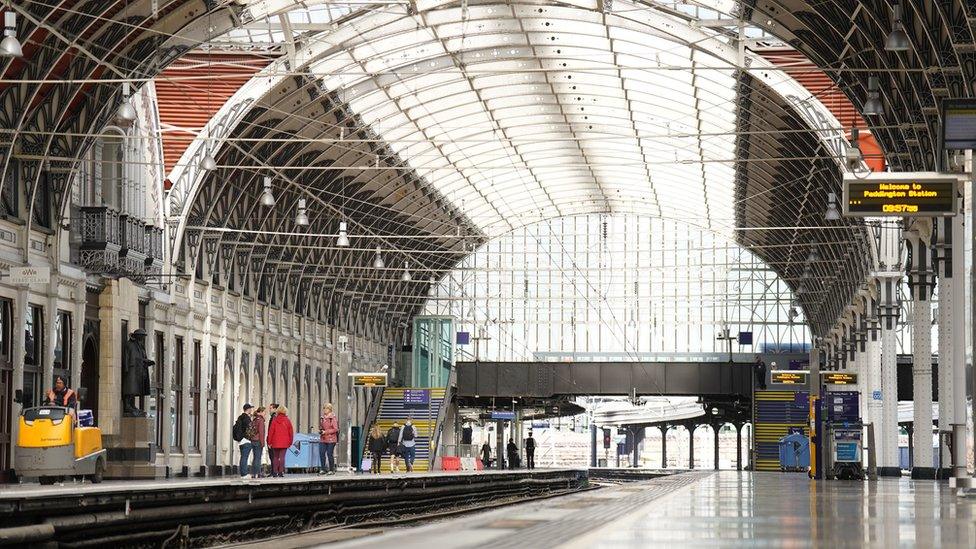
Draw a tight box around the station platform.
[329,471,976,548]
[0,468,588,546]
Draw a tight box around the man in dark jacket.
[525,432,536,469]
[45,375,76,408]
[386,422,402,473]
[233,404,254,478]
[753,355,767,390]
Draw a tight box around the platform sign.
[941,98,976,150]
[348,372,387,387]
[822,372,857,385]
[737,331,753,345]
[771,370,808,385]
[403,389,430,409]
[843,173,957,217]
[491,411,515,420]
[456,331,470,345]
[827,391,860,423]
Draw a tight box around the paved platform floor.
[0,468,541,498]
[332,471,976,548]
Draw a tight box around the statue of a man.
[122,328,154,417]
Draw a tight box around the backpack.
[386,427,400,444]
[401,425,415,442]
[244,417,259,441]
[233,413,249,442]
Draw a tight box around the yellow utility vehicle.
[14,388,106,485]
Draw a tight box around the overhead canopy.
[309,0,738,236]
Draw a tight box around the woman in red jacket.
[266,405,294,477]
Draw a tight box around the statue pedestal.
[104,416,163,479]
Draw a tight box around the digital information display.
[942,98,976,150]
[771,370,808,385]
[349,373,387,387]
[822,372,857,385]
[843,174,957,217]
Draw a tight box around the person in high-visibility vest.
[46,375,76,408]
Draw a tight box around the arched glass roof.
[306,0,739,236]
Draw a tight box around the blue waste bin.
[778,433,810,472]
[285,433,321,472]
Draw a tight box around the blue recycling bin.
[778,433,810,471]
[285,433,321,471]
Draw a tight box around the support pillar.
[735,423,743,471]
[905,220,936,479]
[876,225,902,477]
[632,426,641,468]
[949,190,967,481]
[661,425,668,469]
[688,425,695,469]
[933,217,954,478]
[590,423,597,468]
[713,423,720,470]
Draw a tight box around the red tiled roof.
[758,48,884,171]
[156,53,271,180]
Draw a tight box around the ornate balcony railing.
[77,206,164,282]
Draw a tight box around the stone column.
[933,217,953,476]
[876,221,902,476]
[43,283,58,393]
[71,286,85,398]
[10,288,27,464]
[863,288,882,458]
[905,220,935,479]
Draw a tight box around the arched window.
[99,133,123,209]
[280,360,289,408]
[268,357,277,403]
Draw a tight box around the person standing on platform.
[386,422,402,473]
[481,441,491,469]
[507,438,519,469]
[266,403,280,470]
[267,405,294,477]
[525,432,536,469]
[399,419,417,472]
[233,404,254,478]
[248,406,267,478]
[319,403,339,475]
[368,425,386,474]
[753,356,767,391]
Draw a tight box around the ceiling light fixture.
[863,76,884,116]
[1,12,22,58]
[117,82,137,121]
[807,247,819,263]
[200,146,217,171]
[401,261,412,282]
[295,198,309,226]
[260,176,276,207]
[372,246,385,269]
[885,3,910,52]
[825,192,841,221]
[336,221,350,247]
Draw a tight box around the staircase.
[370,388,447,472]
